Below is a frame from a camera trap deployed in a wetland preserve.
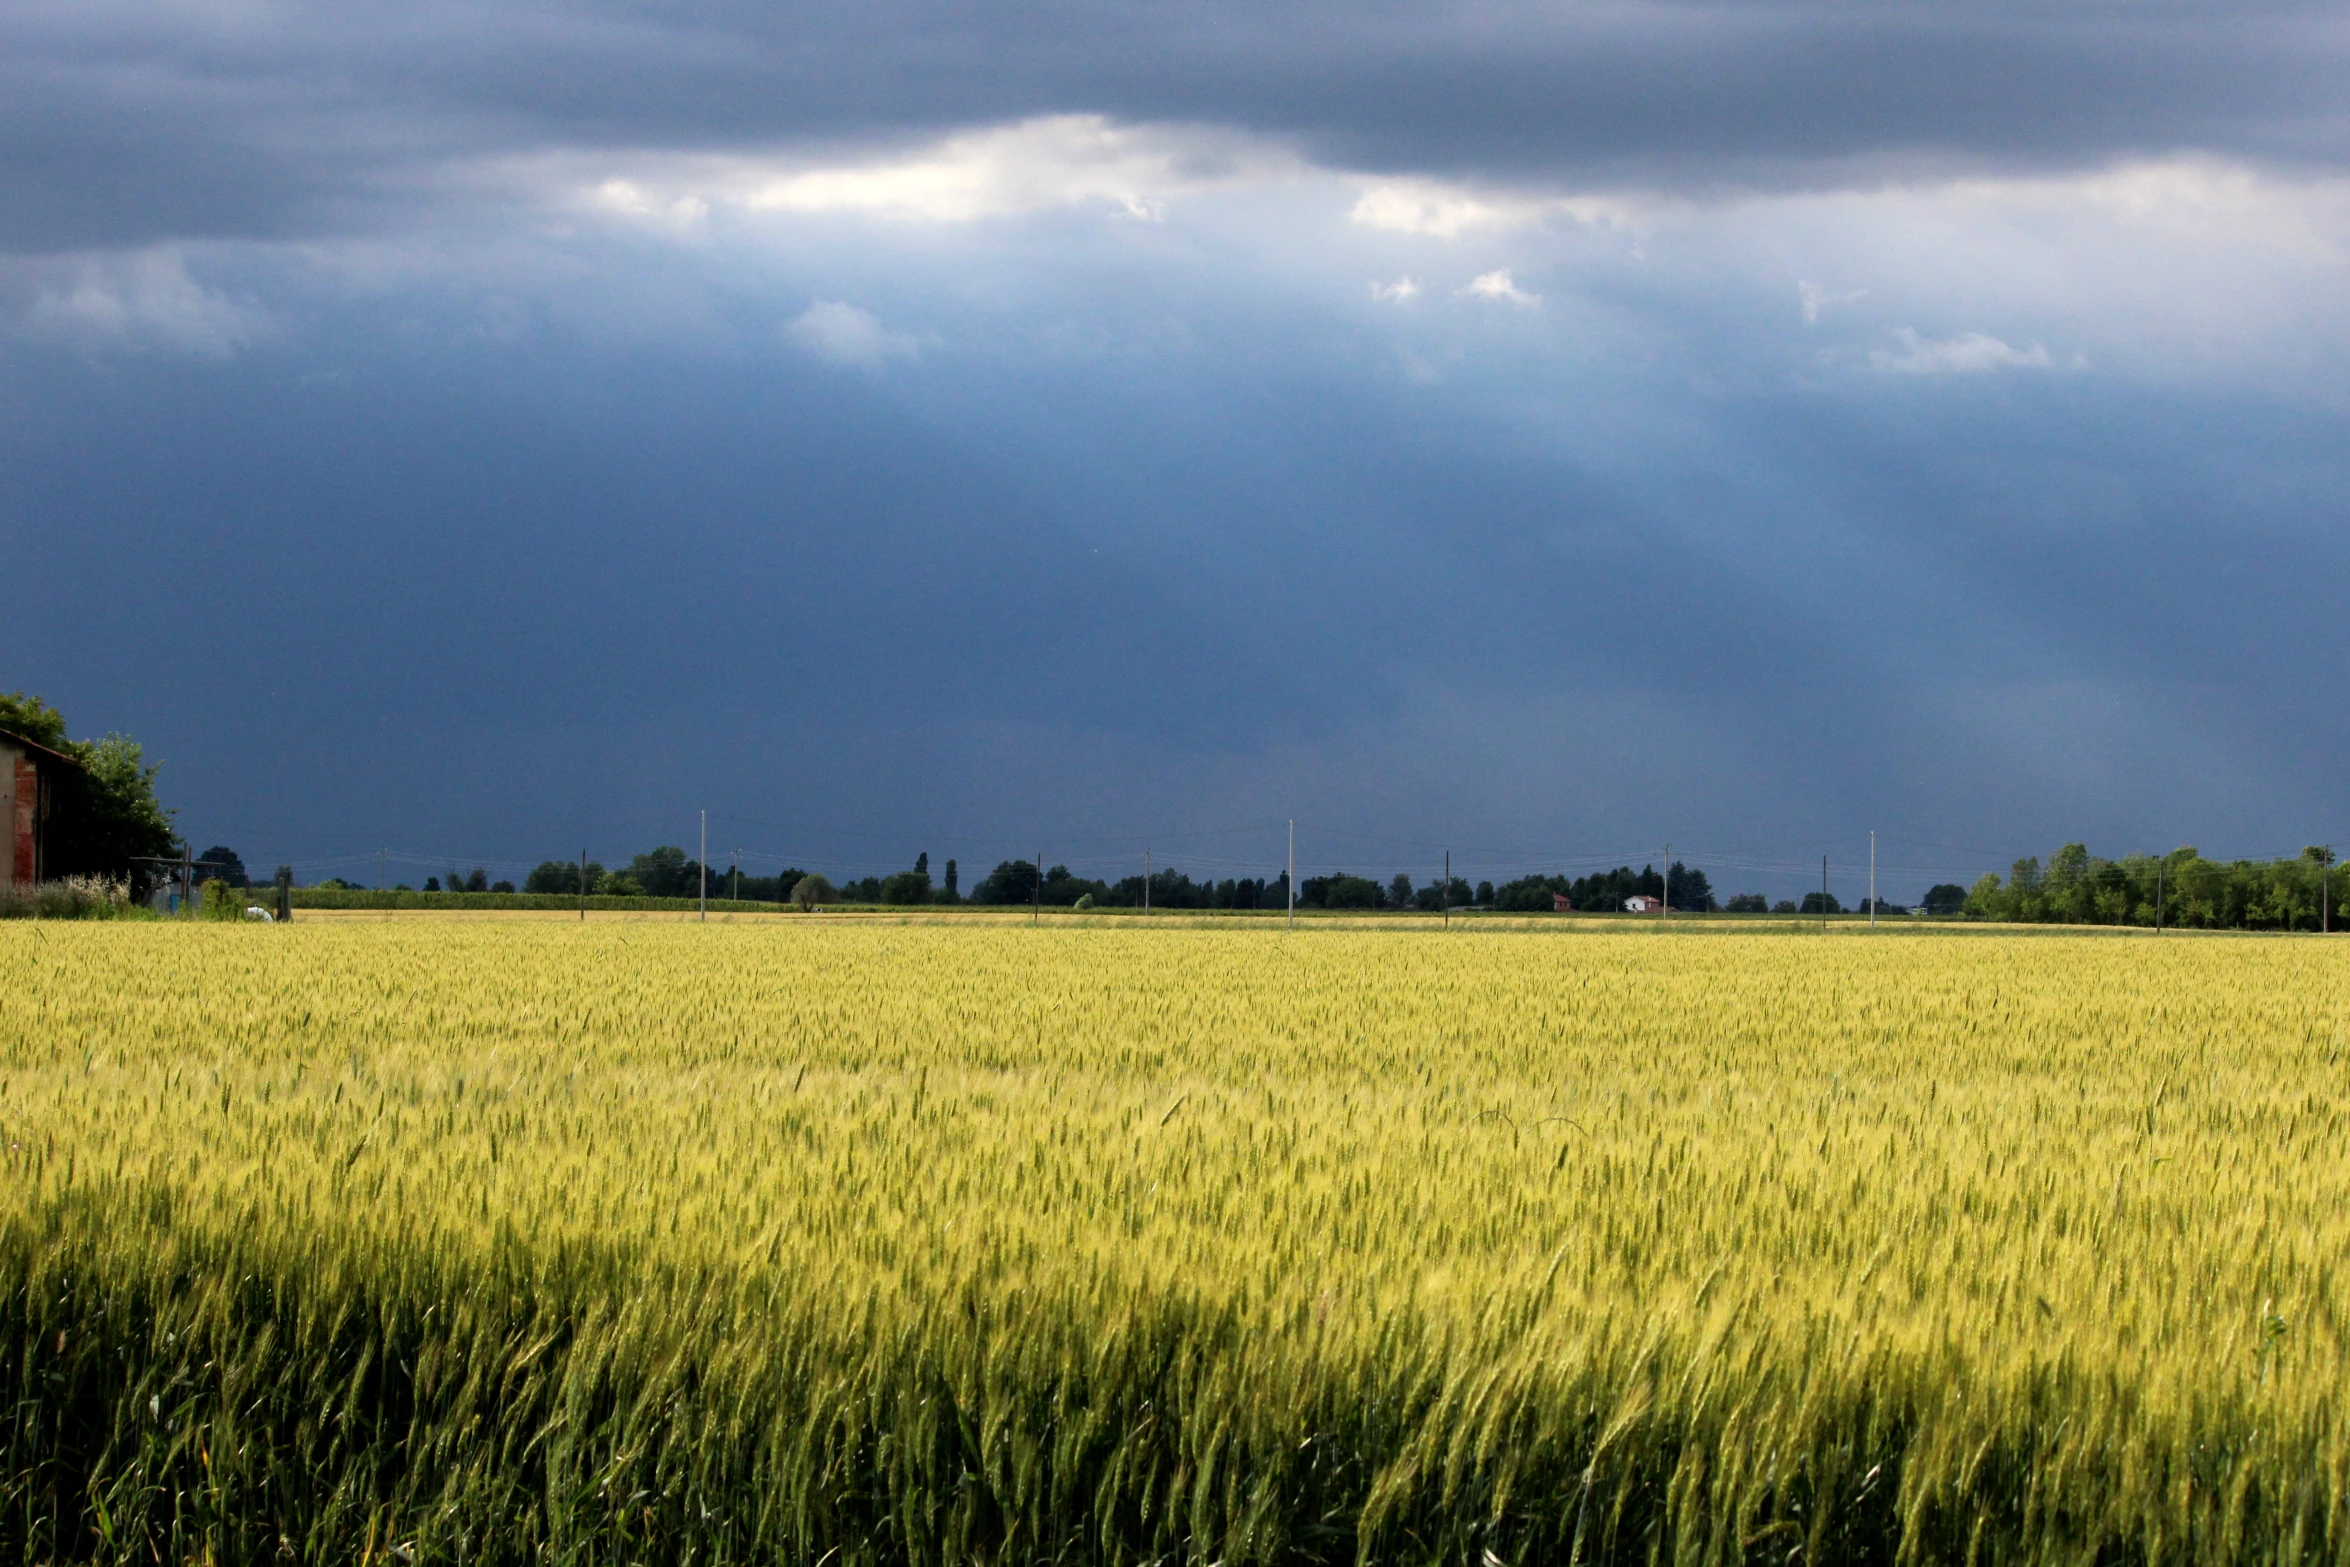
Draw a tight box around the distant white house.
[1624,894,1666,913]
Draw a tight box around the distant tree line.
[359,838,2345,931]
[1964,844,2340,930]
[1486,862,1716,913]
[482,852,1755,914]
[957,858,1729,913]
[513,849,953,907]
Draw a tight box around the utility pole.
[1869,831,1877,930]
[1287,820,1295,930]
[580,847,587,921]
[1144,848,1151,916]
[2156,858,2163,935]
[1033,848,1042,926]
[732,848,740,904]
[1663,842,1671,920]
[2324,847,2333,935]
[379,847,387,899]
[1822,856,1829,933]
[1443,849,1451,929]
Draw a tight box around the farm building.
[0,728,76,893]
[1624,894,1667,913]
[1552,892,1574,911]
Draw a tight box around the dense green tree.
[1725,893,1769,913]
[971,860,1037,904]
[1303,874,1380,909]
[1664,861,1713,911]
[524,860,604,895]
[626,846,695,898]
[1039,865,1107,906]
[198,847,249,888]
[969,859,1113,906]
[880,869,932,904]
[1105,868,1210,908]
[0,691,71,752]
[1202,877,1270,910]
[57,737,179,888]
[1493,876,1562,912]
[1963,843,2337,930]
[1411,877,1471,912]
[1921,883,1968,915]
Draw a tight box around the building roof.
[0,728,81,769]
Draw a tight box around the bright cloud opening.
[1869,328,2056,375]
[561,117,1304,228]
[1461,269,1540,307]
[788,301,920,367]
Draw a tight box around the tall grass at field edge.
[9,1204,2297,1567]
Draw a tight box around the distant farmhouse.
[1623,894,1666,913]
[1552,892,1574,912]
[0,728,75,893]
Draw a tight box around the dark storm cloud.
[6,0,2350,251]
[7,265,2346,880]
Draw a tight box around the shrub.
[0,875,140,920]
[197,878,250,920]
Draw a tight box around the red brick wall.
[10,756,35,890]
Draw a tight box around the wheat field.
[1,920,2345,1564]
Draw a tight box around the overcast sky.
[4,0,2346,899]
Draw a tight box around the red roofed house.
[1624,894,1667,913]
[0,729,74,894]
[1551,892,1574,912]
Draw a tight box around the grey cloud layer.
[7,0,2350,250]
